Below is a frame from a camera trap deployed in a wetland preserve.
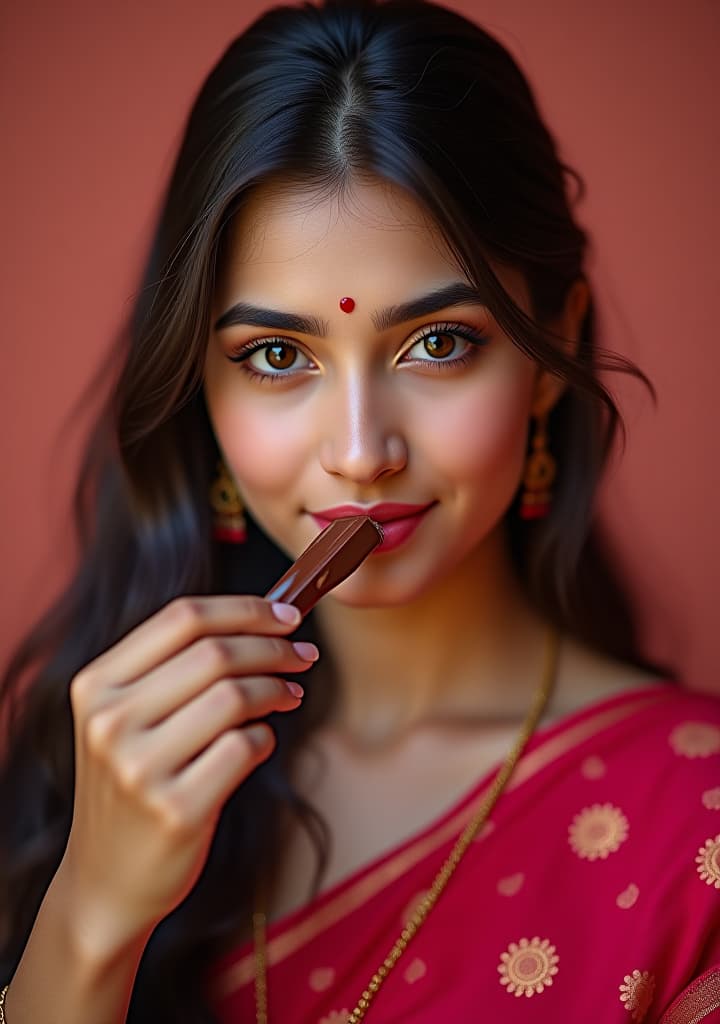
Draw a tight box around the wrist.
[50,857,154,976]
[2,860,152,1024]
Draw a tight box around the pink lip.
[309,502,436,554]
[311,502,435,523]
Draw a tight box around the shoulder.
[631,685,720,788]
[545,646,720,837]
[547,681,720,914]
[572,682,720,853]
[551,633,720,729]
[583,680,720,765]
[618,682,720,740]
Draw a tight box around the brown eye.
[423,332,456,359]
[229,339,313,379]
[400,323,488,370]
[265,343,297,369]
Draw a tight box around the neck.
[313,525,552,749]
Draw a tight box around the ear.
[530,277,591,418]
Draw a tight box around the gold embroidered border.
[660,968,720,1023]
[212,688,670,1000]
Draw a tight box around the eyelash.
[226,321,490,385]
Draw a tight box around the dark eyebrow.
[213,303,328,336]
[213,282,488,336]
[371,282,488,331]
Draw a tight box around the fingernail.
[292,641,320,662]
[272,602,301,625]
[285,680,305,699]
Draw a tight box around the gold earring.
[209,459,247,543]
[520,415,556,520]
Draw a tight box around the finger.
[121,635,318,727]
[168,723,276,823]
[138,676,301,773]
[81,596,303,688]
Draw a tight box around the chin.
[328,589,410,610]
[322,562,445,610]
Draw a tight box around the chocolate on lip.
[264,515,383,618]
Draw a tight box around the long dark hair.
[0,0,667,1019]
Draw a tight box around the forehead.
[217,176,463,293]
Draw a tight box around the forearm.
[4,864,151,1024]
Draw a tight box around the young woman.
[1,1,719,1021]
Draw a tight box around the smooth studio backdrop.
[1,0,718,691]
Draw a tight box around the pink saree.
[208,684,720,1022]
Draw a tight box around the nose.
[318,373,408,485]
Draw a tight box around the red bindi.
[339,296,356,313]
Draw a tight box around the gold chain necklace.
[253,627,560,1024]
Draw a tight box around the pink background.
[1,1,718,690]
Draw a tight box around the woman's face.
[203,176,543,607]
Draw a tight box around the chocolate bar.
[264,515,383,617]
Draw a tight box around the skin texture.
[206,177,544,602]
[203,175,589,742]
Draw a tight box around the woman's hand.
[58,595,317,957]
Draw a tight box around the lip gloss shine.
[370,508,431,552]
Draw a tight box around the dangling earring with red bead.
[210,458,247,543]
[520,414,556,520]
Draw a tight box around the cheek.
[204,377,311,500]
[421,379,532,490]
